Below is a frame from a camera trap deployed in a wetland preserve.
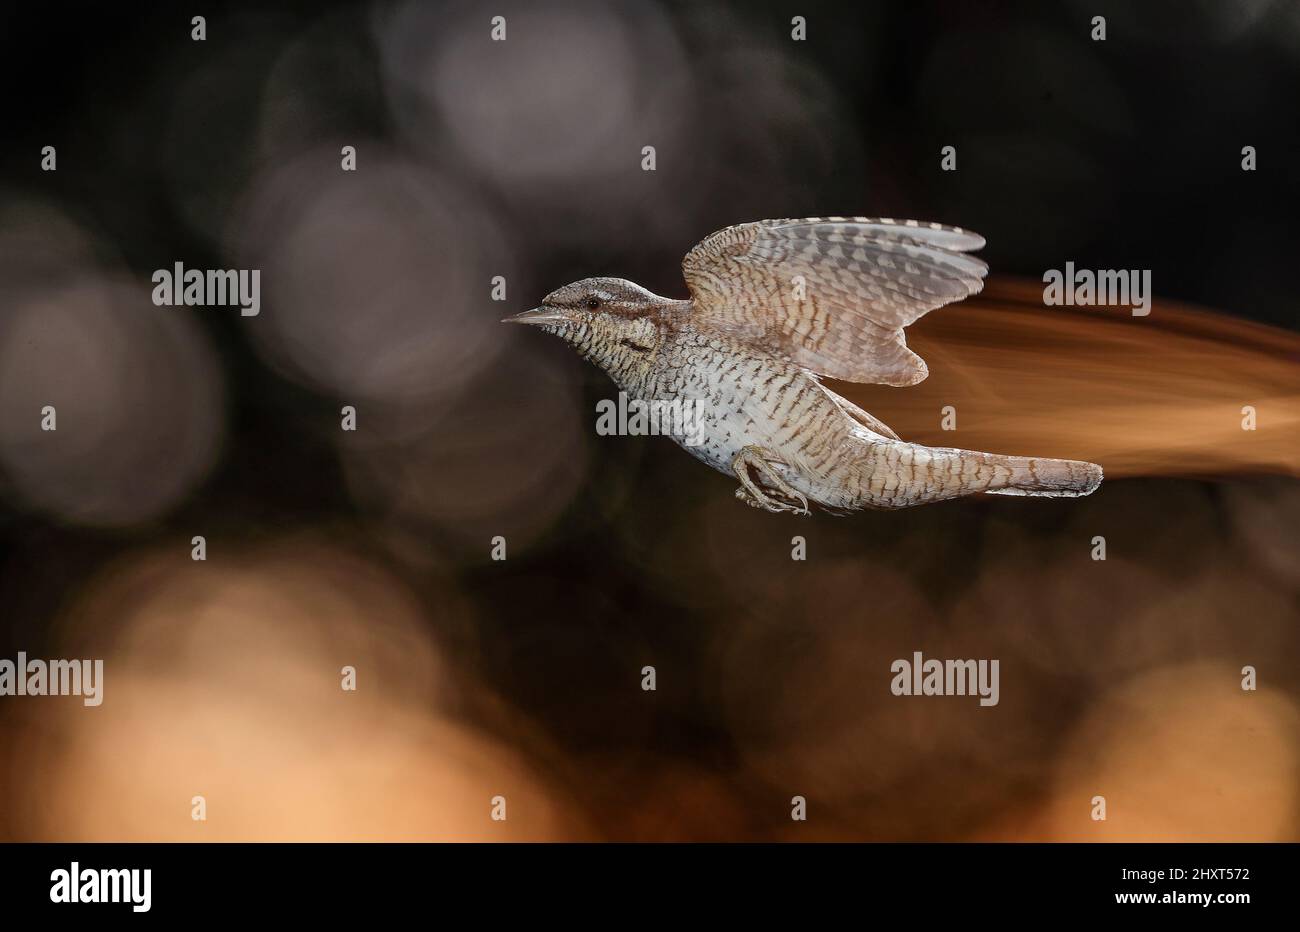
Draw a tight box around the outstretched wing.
[681,217,988,386]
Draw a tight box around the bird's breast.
[632,329,850,478]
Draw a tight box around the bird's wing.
[681,217,988,386]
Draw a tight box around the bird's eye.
[585,296,601,310]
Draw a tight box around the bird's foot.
[731,446,811,515]
[735,485,809,514]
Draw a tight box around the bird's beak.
[502,306,570,325]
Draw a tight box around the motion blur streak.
[837,279,1300,479]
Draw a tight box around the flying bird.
[507,217,1102,514]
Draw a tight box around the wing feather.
[681,217,988,385]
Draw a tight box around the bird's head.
[505,277,678,376]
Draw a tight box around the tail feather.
[983,455,1103,498]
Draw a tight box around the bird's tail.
[981,454,1103,498]
[846,443,1103,509]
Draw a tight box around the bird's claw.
[732,446,811,515]
[735,485,810,515]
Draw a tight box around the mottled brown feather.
[681,217,989,386]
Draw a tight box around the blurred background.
[0,0,1297,841]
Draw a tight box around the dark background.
[0,0,1297,841]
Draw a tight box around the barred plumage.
[682,217,989,386]
[508,217,1101,514]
